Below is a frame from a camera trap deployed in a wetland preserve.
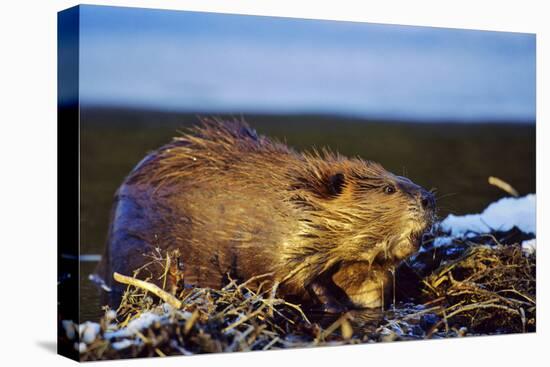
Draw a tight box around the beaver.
[95,118,435,313]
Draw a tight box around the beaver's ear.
[327,173,345,197]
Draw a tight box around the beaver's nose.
[419,190,435,211]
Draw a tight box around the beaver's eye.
[383,185,396,194]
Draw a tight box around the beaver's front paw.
[307,280,350,314]
[332,262,391,310]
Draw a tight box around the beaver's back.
[97,119,305,298]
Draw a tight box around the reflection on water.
[78,107,535,322]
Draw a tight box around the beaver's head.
[290,153,435,269]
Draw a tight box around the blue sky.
[76,5,536,122]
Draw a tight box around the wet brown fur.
[97,117,435,311]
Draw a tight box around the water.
[78,107,535,321]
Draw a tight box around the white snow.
[432,236,454,248]
[522,239,536,254]
[79,321,101,344]
[105,309,117,321]
[104,312,162,339]
[61,320,76,340]
[75,342,87,354]
[62,320,101,344]
[111,339,135,351]
[440,194,536,237]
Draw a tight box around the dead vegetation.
[382,234,536,341]
[61,228,535,361]
[421,243,535,335]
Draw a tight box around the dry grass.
[65,229,535,360]
[422,243,535,334]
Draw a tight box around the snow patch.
[76,342,87,354]
[111,339,135,350]
[440,194,536,237]
[522,239,536,254]
[432,236,454,248]
[79,322,101,344]
[61,320,76,340]
[105,312,162,339]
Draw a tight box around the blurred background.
[73,5,536,320]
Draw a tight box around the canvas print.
[57,5,536,361]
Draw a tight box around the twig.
[488,176,519,197]
[113,272,182,309]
